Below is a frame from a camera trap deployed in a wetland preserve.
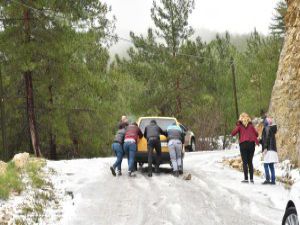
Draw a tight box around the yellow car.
[135,116,195,168]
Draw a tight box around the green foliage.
[112,28,282,150]
[0,0,284,154]
[0,0,119,159]
[237,30,281,116]
[270,0,287,37]
[0,162,23,200]
[151,0,195,54]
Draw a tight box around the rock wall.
[269,0,300,164]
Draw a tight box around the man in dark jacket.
[144,120,165,177]
[124,122,143,177]
[110,124,126,176]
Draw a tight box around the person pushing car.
[144,120,165,177]
[124,122,143,177]
[166,122,185,177]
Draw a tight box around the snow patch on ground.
[0,166,62,225]
[225,143,300,185]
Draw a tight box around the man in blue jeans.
[110,124,126,176]
[123,122,143,177]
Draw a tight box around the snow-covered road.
[48,150,289,225]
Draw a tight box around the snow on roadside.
[49,152,289,225]
[0,165,63,225]
[224,143,300,186]
[46,158,112,225]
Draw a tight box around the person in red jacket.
[231,113,259,183]
[124,122,143,177]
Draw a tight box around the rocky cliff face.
[269,0,300,164]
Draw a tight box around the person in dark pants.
[261,117,279,185]
[232,113,259,183]
[110,124,126,176]
[144,120,165,177]
[123,122,143,177]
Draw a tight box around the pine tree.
[270,0,287,37]
[0,1,115,159]
[151,0,194,117]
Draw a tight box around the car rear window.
[139,118,176,133]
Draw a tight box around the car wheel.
[180,155,184,173]
[187,139,196,152]
[134,161,138,171]
[191,139,196,152]
[282,207,298,225]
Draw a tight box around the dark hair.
[172,122,176,126]
[150,120,157,125]
[131,122,138,126]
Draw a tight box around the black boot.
[148,166,152,177]
[178,166,183,175]
[173,171,179,177]
[110,166,116,176]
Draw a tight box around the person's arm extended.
[138,128,143,139]
[159,127,167,137]
[252,125,258,137]
[231,125,240,136]
[273,125,277,134]
[181,128,185,143]
[261,129,267,150]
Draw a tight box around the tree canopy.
[0,0,284,159]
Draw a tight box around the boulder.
[12,152,30,169]
[222,159,231,166]
[231,161,242,170]
[0,161,7,176]
[268,0,300,164]
[183,173,192,180]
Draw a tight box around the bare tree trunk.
[23,2,41,157]
[230,57,239,120]
[0,63,7,160]
[49,134,57,160]
[48,85,57,160]
[24,72,41,157]
[176,77,182,118]
[223,120,227,150]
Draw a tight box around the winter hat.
[239,112,251,127]
[266,117,273,126]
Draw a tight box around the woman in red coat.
[231,113,259,183]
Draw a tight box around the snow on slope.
[46,150,290,225]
